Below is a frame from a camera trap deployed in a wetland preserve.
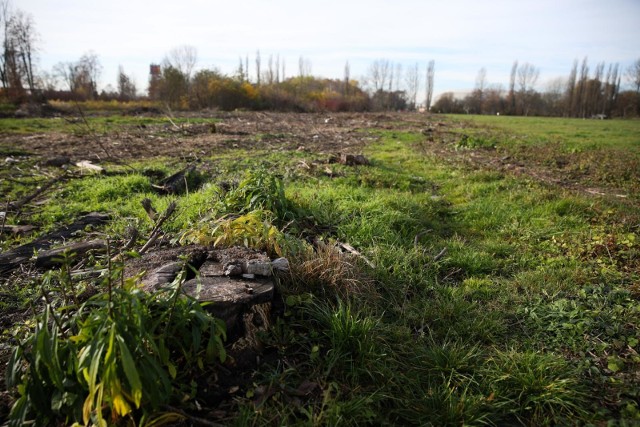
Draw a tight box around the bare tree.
[163,45,197,81]
[117,65,136,100]
[395,63,402,92]
[54,51,102,99]
[281,57,285,82]
[425,60,435,111]
[626,58,640,93]
[544,77,565,116]
[255,50,261,85]
[475,67,487,94]
[1,1,39,99]
[507,60,518,114]
[404,63,419,110]
[265,54,274,85]
[343,60,350,95]
[368,59,390,92]
[298,56,311,77]
[245,54,249,83]
[236,56,246,82]
[564,59,577,117]
[575,57,589,117]
[469,67,487,113]
[602,63,620,116]
[516,62,539,116]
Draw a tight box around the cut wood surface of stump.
[131,245,282,344]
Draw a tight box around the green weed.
[7,259,226,426]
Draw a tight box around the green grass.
[2,114,639,425]
[0,115,217,134]
[267,126,638,424]
[449,114,640,151]
[439,115,640,201]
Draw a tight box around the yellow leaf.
[112,393,132,416]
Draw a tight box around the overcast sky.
[17,0,640,100]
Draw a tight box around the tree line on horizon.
[1,0,640,117]
[433,59,638,118]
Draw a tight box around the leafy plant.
[180,209,291,257]
[6,260,226,426]
[219,168,291,221]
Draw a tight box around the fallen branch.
[140,198,157,221]
[9,173,67,210]
[35,239,107,268]
[151,164,196,195]
[165,405,226,427]
[0,212,110,276]
[0,201,8,239]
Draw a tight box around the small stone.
[242,273,256,280]
[244,260,272,276]
[271,257,290,273]
[224,262,243,276]
[43,156,71,167]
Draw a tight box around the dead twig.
[414,229,432,247]
[433,247,448,262]
[337,242,376,268]
[110,226,140,262]
[140,198,157,221]
[139,201,177,254]
[165,405,226,427]
[0,201,8,239]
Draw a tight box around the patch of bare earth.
[0,112,424,163]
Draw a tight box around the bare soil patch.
[0,112,423,163]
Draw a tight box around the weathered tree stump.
[134,245,284,344]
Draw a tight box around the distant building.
[150,64,161,76]
[148,64,162,99]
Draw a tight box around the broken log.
[0,212,110,276]
[35,239,107,268]
[151,165,197,195]
[0,224,36,235]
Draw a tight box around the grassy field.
[449,114,640,150]
[0,112,638,425]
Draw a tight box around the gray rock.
[223,262,243,276]
[271,257,290,273]
[243,259,272,276]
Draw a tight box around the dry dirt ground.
[0,111,424,162]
